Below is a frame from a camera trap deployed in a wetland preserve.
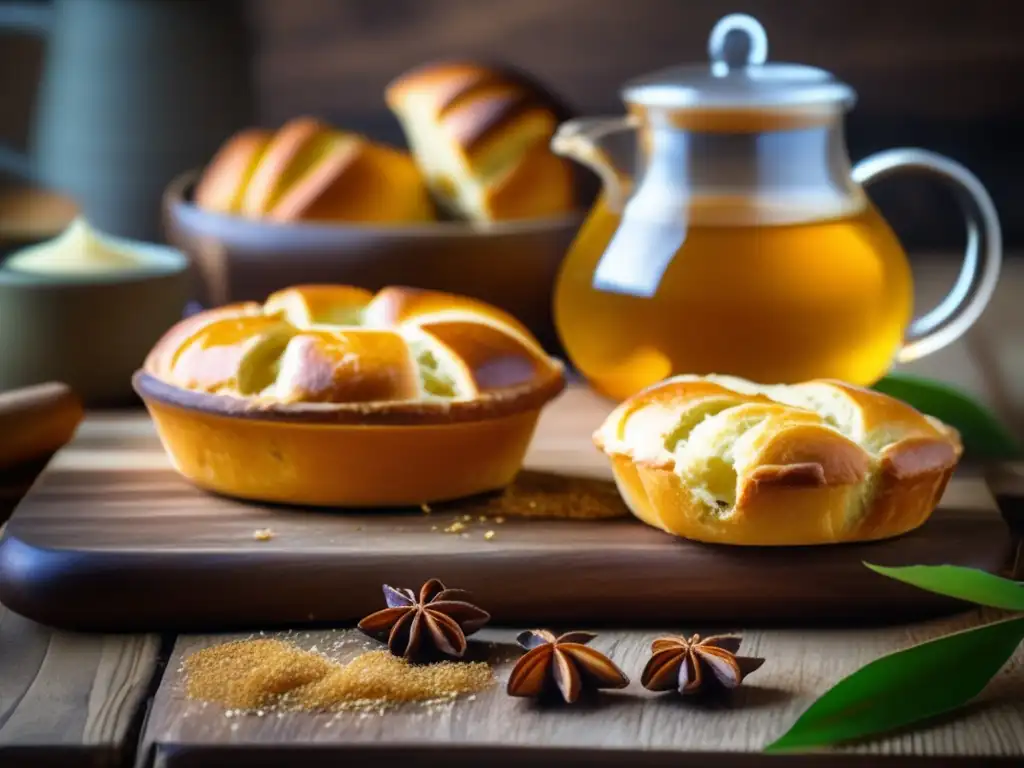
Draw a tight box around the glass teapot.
[551,13,1001,401]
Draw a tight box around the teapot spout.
[551,116,637,210]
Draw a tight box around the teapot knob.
[708,13,769,75]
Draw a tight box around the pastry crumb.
[484,530,496,541]
[420,503,432,514]
[444,521,467,534]
[494,516,505,524]
[253,528,274,541]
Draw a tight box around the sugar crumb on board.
[479,472,629,520]
[425,472,628,539]
[183,638,494,713]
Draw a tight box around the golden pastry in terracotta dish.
[135,285,565,506]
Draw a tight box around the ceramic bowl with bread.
[594,374,962,546]
[134,284,566,507]
[164,61,593,352]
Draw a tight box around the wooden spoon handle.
[0,382,83,470]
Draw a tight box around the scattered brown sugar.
[184,639,493,713]
[185,639,332,710]
[252,528,274,541]
[294,651,493,711]
[482,472,629,520]
[444,521,467,534]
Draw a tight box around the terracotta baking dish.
[133,370,564,508]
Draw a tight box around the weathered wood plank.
[144,610,1024,765]
[0,581,162,767]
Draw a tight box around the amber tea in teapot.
[556,196,914,400]
[552,14,1000,401]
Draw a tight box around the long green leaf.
[865,563,1024,611]
[872,373,1021,459]
[764,616,1024,753]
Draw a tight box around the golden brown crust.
[274,329,422,404]
[192,129,271,214]
[142,303,264,381]
[266,137,434,223]
[385,62,493,112]
[880,436,960,480]
[363,286,537,343]
[484,139,576,221]
[263,133,362,221]
[194,118,433,224]
[747,424,871,488]
[138,285,565,425]
[240,117,327,216]
[595,374,962,546]
[441,85,542,155]
[385,60,576,222]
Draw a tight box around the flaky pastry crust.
[137,285,565,425]
[594,374,962,546]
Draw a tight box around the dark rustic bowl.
[162,172,585,352]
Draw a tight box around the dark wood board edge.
[0,745,121,768]
[0,527,1012,633]
[150,743,1024,768]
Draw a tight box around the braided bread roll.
[193,118,434,224]
[386,62,576,222]
[594,374,962,545]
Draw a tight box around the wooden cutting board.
[0,386,1013,632]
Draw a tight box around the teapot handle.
[852,148,1002,363]
[551,116,639,211]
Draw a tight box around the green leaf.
[865,563,1024,611]
[872,373,1021,459]
[764,616,1024,753]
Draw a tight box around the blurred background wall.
[1,0,1022,251]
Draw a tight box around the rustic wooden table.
[1,257,1023,767]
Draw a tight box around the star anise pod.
[357,578,490,661]
[641,633,764,696]
[506,629,630,703]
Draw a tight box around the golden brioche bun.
[192,128,271,215]
[385,61,576,222]
[594,374,962,546]
[143,284,565,421]
[193,117,434,224]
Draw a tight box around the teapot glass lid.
[622,14,856,110]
